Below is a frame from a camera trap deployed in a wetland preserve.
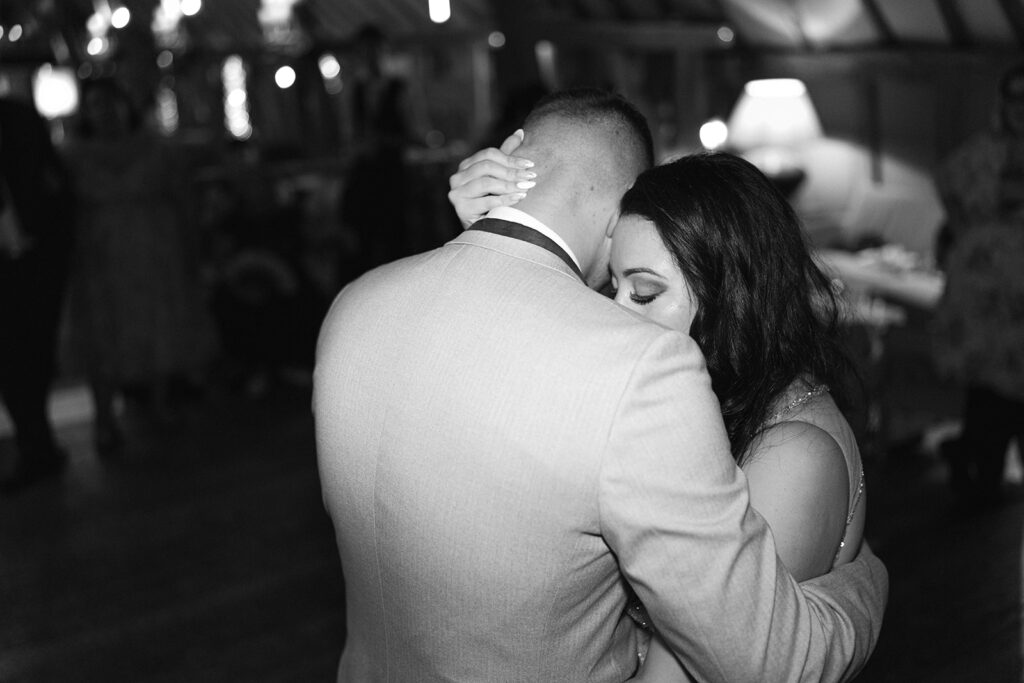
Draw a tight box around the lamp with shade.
[725,78,822,196]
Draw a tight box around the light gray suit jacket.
[314,227,887,682]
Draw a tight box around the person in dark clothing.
[0,97,75,493]
[338,24,418,276]
[933,62,1024,507]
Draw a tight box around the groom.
[315,88,887,681]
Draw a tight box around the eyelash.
[630,292,657,306]
[609,281,658,306]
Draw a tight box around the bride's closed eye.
[623,274,665,306]
[629,291,658,305]
[609,271,666,306]
[602,284,651,305]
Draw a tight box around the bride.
[449,141,867,681]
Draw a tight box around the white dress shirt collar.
[485,206,582,271]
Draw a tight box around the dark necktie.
[468,218,584,281]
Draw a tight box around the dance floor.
[0,369,1020,681]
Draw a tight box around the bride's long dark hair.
[619,152,854,462]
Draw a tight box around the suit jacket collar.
[485,207,582,271]
[450,224,584,283]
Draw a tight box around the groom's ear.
[605,208,620,238]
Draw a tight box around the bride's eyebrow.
[623,267,663,278]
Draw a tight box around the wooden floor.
[0,376,1020,682]
[0,384,346,682]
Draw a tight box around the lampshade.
[726,78,822,151]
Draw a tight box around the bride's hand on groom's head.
[448,129,536,229]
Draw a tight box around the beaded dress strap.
[835,469,866,561]
[768,384,830,425]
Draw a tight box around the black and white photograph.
[0,1,1021,681]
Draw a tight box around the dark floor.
[0,358,1020,681]
[0,384,346,682]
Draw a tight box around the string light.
[156,50,174,69]
[86,36,108,56]
[111,7,130,29]
[318,54,340,80]
[156,80,179,135]
[428,0,450,24]
[33,64,79,119]
[699,119,729,150]
[222,55,252,140]
[274,65,296,89]
[259,0,299,44]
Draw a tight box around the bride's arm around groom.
[594,329,884,682]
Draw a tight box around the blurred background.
[0,1,1021,681]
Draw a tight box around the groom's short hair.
[524,88,654,170]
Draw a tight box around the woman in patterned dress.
[64,79,215,454]
[933,62,1024,506]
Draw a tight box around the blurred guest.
[64,79,214,455]
[0,97,75,492]
[933,62,1024,506]
[338,24,418,276]
[201,173,328,395]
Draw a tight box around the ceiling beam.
[859,0,897,46]
[997,0,1024,48]
[606,0,636,21]
[934,0,971,47]
[537,20,731,51]
[723,48,1018,82]
[658,0,679,20]
[571,0,593,21]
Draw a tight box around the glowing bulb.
[33,64,79,119]
[699,119,729,150]
[86,12,107,35]
[87,36,107,56]
[8,24,23,42]
[274,65,296,89]
[428,0,450,23]
[181,0,202,17]
[226,88,247,108]
[111,7,131,29]
[318,54,340,80]
[717,26,734,43]
[156,83,179,135]
[488,31,506,49]
[223,55,251,140]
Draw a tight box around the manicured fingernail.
[514,158,534,169]
[510,192,527,202]
[516,180,536,190]
[514,128,525,140]
[518,170,537,180]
